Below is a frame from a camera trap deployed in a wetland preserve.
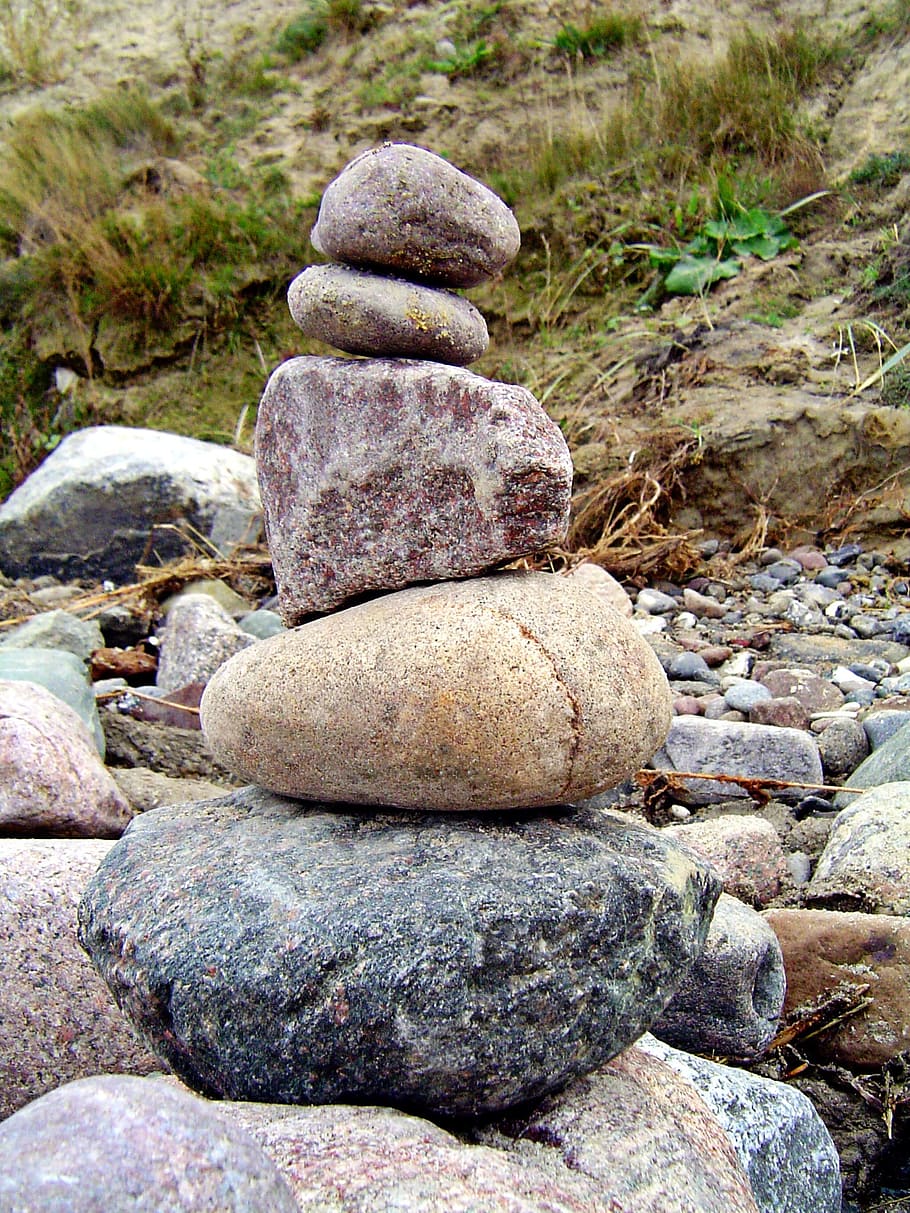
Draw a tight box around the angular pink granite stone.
[256,356,573,621]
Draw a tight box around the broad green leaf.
[664,254,740,295]
[732,234,783,259]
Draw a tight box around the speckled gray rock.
[0,839,159,1119]
[224,1099,603,1211]
[310,143,520,287]
[155,593,255,694]
[0,426,260,584]
[78,789,720,1118]
[256,358,573,620]
[0,680,131,837]
[0,647,104,754]
[651,893,785,1059]
[808,781,910,914]
[833,720,910,806]
[0,1075,297,1211]
[201,572,673,810]
[652,716,824,805]
[0,608,104,661]
[483,1044,759,1213]
[816,715,869,778]
[639,1036,842,1213]
[288,264,488,364]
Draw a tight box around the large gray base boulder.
[0,426,260,583]
[78,789,720,1119]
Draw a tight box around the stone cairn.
[79,144,721,1123]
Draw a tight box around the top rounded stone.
[310,143,520,288]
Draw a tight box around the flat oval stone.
[77,788,721,1118]
[310,143,520,287]
[200,572,674,810]
[288,264,488,365]
[256,359,573,620]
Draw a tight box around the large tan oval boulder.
[200,572,673,810]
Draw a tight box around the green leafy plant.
[426,39,498,77]
[276,9,328,60]
[639,203,802,298]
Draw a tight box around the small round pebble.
[816,716,869,778]
[723,681,772,713]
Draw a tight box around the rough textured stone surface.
[764,907,910,1068]
[816,714,869,778]
[201,572,674,810]
[0,426,260,583]
[809,781,910,914]
[310,142,520,287]
[0,647,104,754]
[653,716,824,805]
[834,721,910,805]
[0,608,104,660]
[0,680,131,837]
[663,815,788,907]
[640,1036,842,1213]
[288,264,488,364]
[78,789,720,1118]
[111,767,230,813]
[0,839,159,1119]
[652,893,786,1059]
[225,1099,602,1211]
[155,593,255,693]
[256,358,573,619]
[483,1044,759,1213]
[758,667,845,712]
[0,1076,297,1211]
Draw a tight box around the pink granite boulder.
[256,357,573,620]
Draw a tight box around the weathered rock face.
[653,716,824,805]
[256,358,573,620]
[662,815,788,907]
[288,264,489,364]
[0,426,260,584]
[78,789,720,1119]
[310,142,520,287]
[0,648,105,755]
[808,781,910,914]
[155,593,255,693]
[0,680,131,837]
[200,572,674,810]
[639,1035,842,1213]
[652,893,785,1059]
[764,907,910,1068]
[0,838,160,1120]
[484,1044,760,1213]
[225,1099,603,1212]
[0,1075,298,1212]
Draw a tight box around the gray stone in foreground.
[809,780,910,915]
[652,716,824,804]
[201,572,673,810]
[224,1099,601,1212]
[0,426,260,584]
[0,839,159,1120]
[288,263,488,364]
[310,142,520,287]
[155,593,255,693]
[652,893,785,1059]
[78,789,720,1118]
[0,1076,297,1212]
[257,357,572,619]
[483,1044,759,1213]
[833,720,910,805]
[639,1035,842,1213]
